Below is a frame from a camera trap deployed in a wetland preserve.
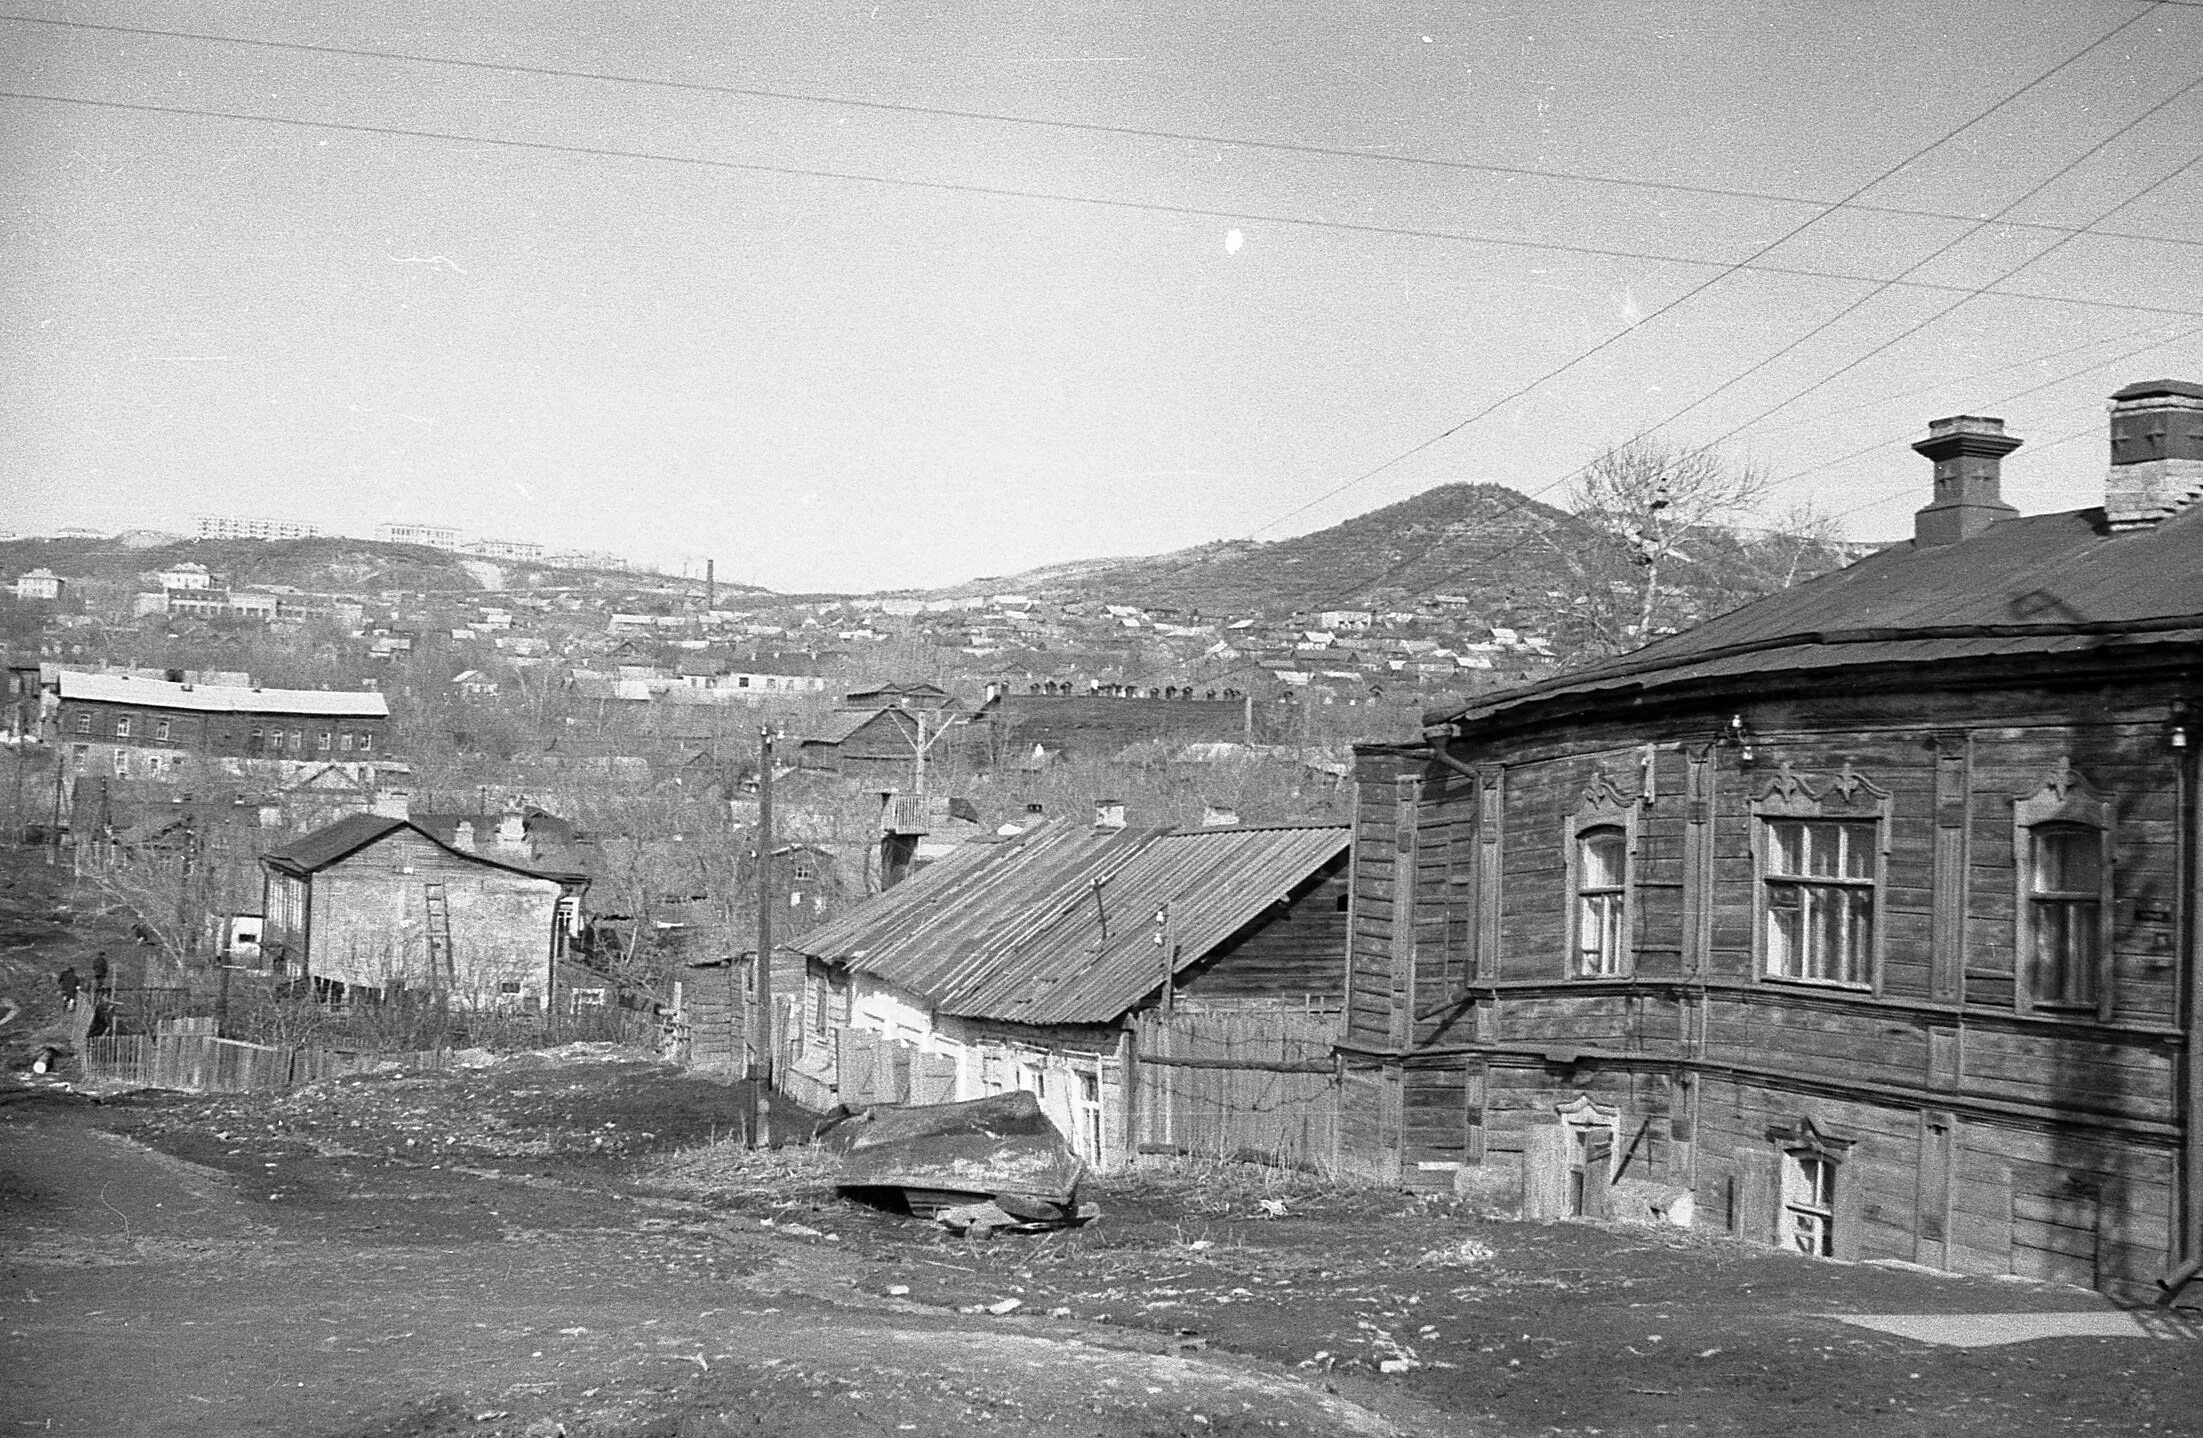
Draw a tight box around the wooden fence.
[85,1018,450,1095]
[1133,1009,1341,1173]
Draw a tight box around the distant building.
[54,672,391,786]
[195,514,325,541]
[11,569,64,601]
[464,538,545,563]
[377,522,463,550]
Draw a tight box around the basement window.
[1782,1149,1837,1257]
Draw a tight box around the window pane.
[1767,896,1802,976]
[1840,825,1874,879]
[1769,822,1805,875]
[1580,829,1626,889]
[2034,827,2100,894]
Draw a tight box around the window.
[114,716,131,739]
[1782,1150,1837,1256]
[340,733,353,752]
[74,712,91,734]
[289,728,303,752]
[791,857,817,882]
[113,749,130,776]
[1762,820,1877,985]
[155,719,171,742]
[2013,765,2115,1017]
[1564,776,1638,978]
[318,730,332,752]
[1574,828,1628,976]
[358,732,373,752]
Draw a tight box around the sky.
[4,1,2200,593]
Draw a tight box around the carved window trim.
[1766,1117,1855,1259]
[2011,762,2116,1020]
[1750,762,1892,995]
[1563,775,1640,979]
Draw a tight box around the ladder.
[422,881,455,988]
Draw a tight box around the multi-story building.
[194,515,325,541]
[376,522,463,550]
[1338,380,2203,1298]
[54,672,391,785]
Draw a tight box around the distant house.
[156,562,213,591]
[260,814,587,1008]
[787,813,1351,1166]
[11,569,64,602]
[452,669,500,698]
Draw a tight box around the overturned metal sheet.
[828,1090,1084,1211]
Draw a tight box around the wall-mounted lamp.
[1727,713,1756,766]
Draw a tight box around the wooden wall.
[1177,858,1352,1008]
[1340,672,2194,1292]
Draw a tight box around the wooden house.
[261,814,588,1009]
[786,810,1351,1166]
[1337,381,2203,1296]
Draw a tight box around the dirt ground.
[3,856,2201,1436]
[5,1051,2202,1438]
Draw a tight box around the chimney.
[1093,798,1126,830]
[450,819,475,852]
[1912,414,2021,547]
[496,808,527,851]
[2104,379,2203,530]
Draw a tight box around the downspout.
[2182,698,2203,1273]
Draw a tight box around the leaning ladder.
[422,881,455,989]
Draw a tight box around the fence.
[81,1020,454,1094]
[1132,1009,1341,1173]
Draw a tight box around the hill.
[956,483,1857,641]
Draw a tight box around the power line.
[5,11,2198,255]
[7,87,2195,327]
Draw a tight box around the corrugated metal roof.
[263,814,586,884]
[790,819,1349,1025]
[1433,503,2203,729]
[59,671,389,717]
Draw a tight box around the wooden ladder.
[422,881,455,988]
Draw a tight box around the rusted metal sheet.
[826,1090,1084,1211]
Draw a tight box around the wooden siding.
[1341,677,2196,1292]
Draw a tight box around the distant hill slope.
[0,535,772,598]
[954,483,1858,634]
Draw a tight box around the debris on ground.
[821,1091,1087,1224]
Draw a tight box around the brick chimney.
[2104,379,2203,530]
[450,820,475,852]
[1912,414,2022,547]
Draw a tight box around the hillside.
[958,484,1856,637]
[0,535,771,598]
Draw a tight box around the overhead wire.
[3,11,2198,254]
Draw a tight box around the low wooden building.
[261,814,588,1009]
[1340,381,2203,1296]
[787,810,1351,1166]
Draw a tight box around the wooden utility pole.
[751,725,776,1147]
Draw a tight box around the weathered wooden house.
[261,814,589,1009]
[786,810,1351,1166]
[1341,381,2203,1296]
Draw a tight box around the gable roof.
[262,813,586,884]
[790,819,1349,1025]
[1430,504,2203,732]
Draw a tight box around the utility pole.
[751,724,776,1148]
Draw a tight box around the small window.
[340,733,354,752]
[498,981,523,995]
[155,718,171,742]
[2028,824,2104,1008]
[75,713,91,734]
[1762,819,1876,985]
[317,730,332,751]
[115,716,131,739]
[1573,827,1628,976]
[791,858,817,882]
[1782,1150,1837,1257]
[358,732,373,752]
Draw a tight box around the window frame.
[2012,767,2116,1020]
[1766,1117,1855,1260]
[1751,763,1891,994]
[1562,775,1640,980]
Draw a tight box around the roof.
[58,671,389,718]
[790,819,1349,1025]
[803,707,916,746]
[262,813,586,884]
[1430,504,2203,731]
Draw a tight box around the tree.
[1550,437,1770,656]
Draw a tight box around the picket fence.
[83,1019,451,1095]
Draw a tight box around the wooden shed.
[1340,384,2203,1297]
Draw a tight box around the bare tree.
[1565,437,1770,650]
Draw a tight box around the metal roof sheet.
[790,820,1350,1025]
[1434,504,2203,729]
[59,671,390,717]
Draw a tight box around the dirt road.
[5,1054,2200,1436]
